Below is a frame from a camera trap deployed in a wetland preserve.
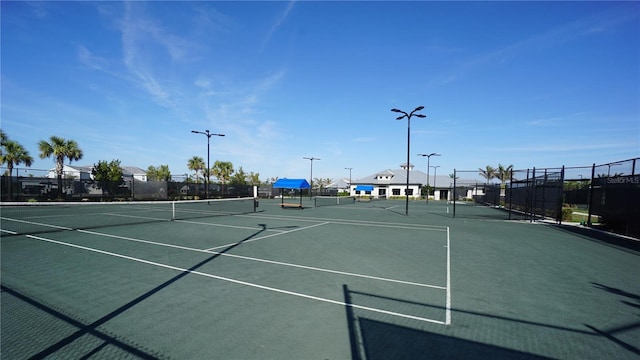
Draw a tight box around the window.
[392,189,400,196]
[379,188,386,196]
[405,188,414,195]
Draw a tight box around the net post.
[172,201,176,220]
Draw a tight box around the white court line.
[77,228,444,289]
[205,221,331,251]
[0,217,73,231]
[103,213,170,222]
[446,226,452,325]
[25,234,447,325]
[174,219,287,232]
[238,212,448,231]
[1,228,18,235]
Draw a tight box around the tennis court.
[1,198,638,359]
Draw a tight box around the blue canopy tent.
[272,178,310,208]
[355,185,374,192]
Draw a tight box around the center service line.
[26,234,446,325]
[78,228,443,289]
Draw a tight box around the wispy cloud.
[119,2,197,108]
[430,3,639,86]
[261,1,296,50]
[26,2,48,19]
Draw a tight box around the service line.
[26,234,447,325]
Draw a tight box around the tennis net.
[0,198,256,235]
[314,196,356,207]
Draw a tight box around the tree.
[247,172,261,186]
[478,165,496,183]
[0,129,7,148]
[313,177,332,190]
[187,156,205,183]
[0,136,34,200]
[230,166,247,185]
[38,136,83,199]
[92,160,124,199]
[211,160,234,195]
[147,164,171,181]
[496,164,514,185]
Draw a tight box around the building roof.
[326,178,349,189]
[354,168,427,186]
[120,166,146,176]
[353,167,463,188]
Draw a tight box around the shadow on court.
[586,282,640,356]
[552,225,640,253]
[3,224,269,359]
[340,284,640,360]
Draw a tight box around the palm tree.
[0,129,8,148]
[211,160,234,196]
[1,139,34,200]
[187,156,205,183]
[313,178,333,191]
[38,136,83,199]
[247,172,261,186]
[496,164,514,185]
[478,165,496,183]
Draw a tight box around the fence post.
[541,169,547,221]
[508,169,513,220]
[587,163,595,226]
[453,169,457,218]
[558,166,565,225]
[530,167,536,222]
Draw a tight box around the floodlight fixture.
[191,129,225,198]
[391,105,426,215]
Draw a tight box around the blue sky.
[2,1,639,182]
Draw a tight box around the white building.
[350,164,427,199]
[349,163,481,201]
[47,165,147,181]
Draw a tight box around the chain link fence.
[453,158,639,238]
[1,170,253,201]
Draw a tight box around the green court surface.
[1,198,638,359]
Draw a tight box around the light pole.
[345,167,353,195]
[430,165,440,201]
[392,106,426,215]
[303,157,320,198]
[191,130,225,199]
[418,152,440,204]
